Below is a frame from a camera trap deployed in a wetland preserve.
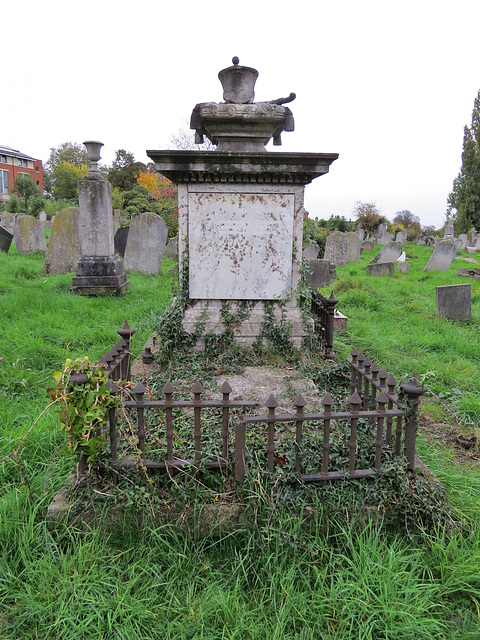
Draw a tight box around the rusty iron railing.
[76,323,425,482]
[310,290,338,359]
[347,348,426,472]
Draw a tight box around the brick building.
[0,145,44,206]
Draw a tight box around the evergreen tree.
[447,90,480,233]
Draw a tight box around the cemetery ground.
[1,241,480,638]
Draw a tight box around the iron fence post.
[401,376,427,472]
[235,415,246,483]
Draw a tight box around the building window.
[36,181,40,186]
[0,170,8,195]
[1,155,6,163]
[35,165,40,172]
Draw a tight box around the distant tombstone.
[376,223,393,245]
[366,262,395,277]
[114,226,130,258]
[361,240,374,252]
[473,235,480,249]
[0,225,14,253]
[0,213,15,234]
[444,218,455,238]
[123,212,168,274]
[416,236,426,245]
[323,230,347,266]
[424,238,457,272]
[14,215,47,254]
[454,238,464,250]
[165,237,178,260]
[43,207,80,274]
[471,228,477,244]
[356,226,365,242]
[396,261,411,274]
[303,243,320,260]
[113,209,121,234]
[369,241,402,265]
[436,284,471,319]
[38,211,47,223]
[457,234,468,249]
[395,230,407,244]
[304,259,336,289]
[344,231,361,263]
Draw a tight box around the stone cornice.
[146,150,339,185]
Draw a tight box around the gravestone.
[123,212,168,274]
[361,239,374,252]
[396,261,410,274]
[165,237,178,259]
[436,284,471,319]
[113,209,121,234]
[455,238,464,250]
[369,241,402,264]
[303,243,320,260]
[304,259,336,289]
[395,230,407,244]
[376,223,392,245]
[72,142,128,295]
[424,238,457,272]
[344,231,361,263]
[366,262,395,276]
[356,226,364,242]
[43,207,80,274]
[416,236,426,245]
[0,226,13,253]
[13,215,47,254]
[324,230,347,265]
[457,234,468,249]
[38,211,47,224]
[0,213,15,233]
[444,218,455,238]
[114,226,130,258]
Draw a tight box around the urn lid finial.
[218,57,259,104]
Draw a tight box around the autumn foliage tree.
[136,170,178,238]
[352,201,388,233]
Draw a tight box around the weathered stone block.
[14,215,47,254]
[396,261,411,274]
[366,262,395,276]
[369,241,402,265]
[436,284,471,319]
[304,259,336,289]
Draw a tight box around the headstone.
[165,237,178,260]
[395,230,407,244]
[471,228,476,244]
[344,231,361,263]
[457,234,468,249]
[303,243,319,260]
[361,240,374,252]
[416,236,426,245]
[304,259,336,289]
[356,226,364,242]
[376,223,393,245]
[323,230,347,266]
[114,226,130,258]
[444,218,455,238]
[473,235,480,249]
[123,212,168,274]
[72,141,128,295]
[366,262,395,277]
[38,211,47,223]
[13,215,47,254]
[43,207,80,274]
[424,238,457,272]
[454,238,464,250]
[369,241,402,265]
[0,213,15,234]
[396,261,410,274]
[0,226,14,253]
[436,284,471,319]
[113,209,121,234]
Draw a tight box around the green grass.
[2,242,480,638]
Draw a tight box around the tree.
[13,175,41,211]
[169,119,215,151]
[352,201,387,233]
[107,150,147,192]
[44,142,89,200]
[137,169,179,238]
[393,210,421,234]
[447,89,480,233]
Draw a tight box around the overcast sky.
[4,0,480,228]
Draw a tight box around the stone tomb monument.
[71,142,128,295]
[148,58,338,345]
[43,207,80,274]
